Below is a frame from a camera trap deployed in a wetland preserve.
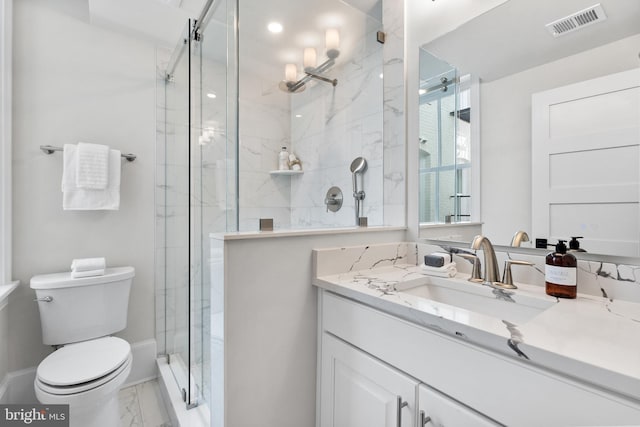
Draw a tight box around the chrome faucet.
[470,235,500,285]
[510,230,530,247]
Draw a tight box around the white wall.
[10,0,156,371]
[217,228,406,427]
[0,0,13,388]
[481,34,640,245]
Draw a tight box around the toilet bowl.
[30,267,135,427]
[35,337,132,427]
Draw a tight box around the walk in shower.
[155,0,388,420]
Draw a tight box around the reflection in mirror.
[418,49,474,224]
[417,0,640,257]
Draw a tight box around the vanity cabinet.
[417,384,499,426]
[319,331,499,427]
[317,290,640,427]
[319,333,417,427]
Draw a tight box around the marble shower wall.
[289,18,384,228]
[382,0,405,226]
[238,68,292,231]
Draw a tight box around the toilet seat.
[36,337,131,396]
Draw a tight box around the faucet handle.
[496,259,535,289]
[456,253,483,283]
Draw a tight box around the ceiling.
[421,0,640,82]
[88,0,206,47]
[88,0,382,80]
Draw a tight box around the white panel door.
[417,384,501,426]
[532,68,640,256]
[319,333,417,427]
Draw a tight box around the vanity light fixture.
[279,28,340,93]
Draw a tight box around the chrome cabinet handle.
[396,396,408,427]
[420,410,432,425]
[34,296,53,302]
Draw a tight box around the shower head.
[350,157,368,174]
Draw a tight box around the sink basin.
[397,277,555,325]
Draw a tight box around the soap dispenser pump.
[545,240,577,299]
[568,236,586,252]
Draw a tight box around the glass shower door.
[164,19,203,408]
[161,2,236,410]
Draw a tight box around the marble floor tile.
[136,380,172,427]
[119,380,172,427]
[119,385,143,427]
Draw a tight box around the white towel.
[421,262,457,278]
[76,142,110,189]
[62,144,121,210]
[71,269,105,279]
[71,257,106,272]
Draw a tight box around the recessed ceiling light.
[268,22,283,33]
[379,73,384,79]
[207,93,217,99]
[295,114,302,118]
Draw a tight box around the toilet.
[30,266,135,427]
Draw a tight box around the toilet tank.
[30,267,135,345]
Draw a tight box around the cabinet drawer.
[321,291,640,426]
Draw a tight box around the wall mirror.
[418,0,640,257]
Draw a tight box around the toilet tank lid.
[30,266,135,290]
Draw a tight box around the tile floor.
[119,380,173,427]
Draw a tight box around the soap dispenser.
[545,240,577,299]
[568,236,586,252]
[278,147,290,170]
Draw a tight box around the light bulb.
[303,48,317,71]
[325,28,340,58]
[285,64,297,82]
[267,22,283,33]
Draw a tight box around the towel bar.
[40,145,137,162]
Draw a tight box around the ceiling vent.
[545,4,607,37]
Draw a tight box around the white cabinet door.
[417,384,501,427]
[319,333,417,427]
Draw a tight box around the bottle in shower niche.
[278,147,290,170]
[545,240,577,299]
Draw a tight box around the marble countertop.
[313,244,640,402]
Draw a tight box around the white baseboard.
[124,338,158,387]
[1,367,37,404]
[0,338,157,404]
[0,374,9,404]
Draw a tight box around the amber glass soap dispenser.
[545,240,577,299]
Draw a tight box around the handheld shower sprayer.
[350,157,368,225]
